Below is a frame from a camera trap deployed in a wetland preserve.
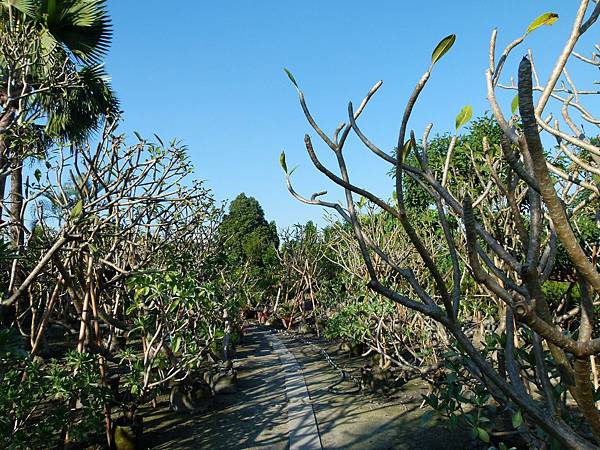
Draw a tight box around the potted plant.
[256,305,270,324]
[278,303,294,329]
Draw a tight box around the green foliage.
[220,193,278,266]
[423,341,499,444]
[0,0,36,17]
[511,94,519,115]
[0,342,108,449]
[219,193,279,297]
[280,151,288,173]
[283,68,298,88]
[43,64,119,143]
[552,214,600,282]
[69,198,83,220]
[542,280,579,307]
[123,265,245,401]
[325,295,394,344]
[400,114,504,212]
[0,0,118,147]
[126,271,233,371]
[425,333,571,447]
[526,12,559,34]
[455,105,472,131]
[277,302,294,318]
[431,34,456,66]
[34,0,112,63]
[0,238,17,262]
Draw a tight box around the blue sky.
[104,1,592,229]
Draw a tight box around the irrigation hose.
[279,330,362,395]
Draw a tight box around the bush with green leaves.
[0,330,108,449]
[423,329,580,449]
[325,294,393,345]
[117,266,248,411]
[122,271,240,400]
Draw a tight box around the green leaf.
[47,0,56,20]
[424,393,438,409]
[3,0,36,16]
[134,131,143,142]
[400,139,412,163]
[420,410,434,426]
[449,414,458,431]
[153,134,164,147]
[173,336,181,353]
[511,94,519,115]
[283,68,298,88]
[40,29,59,55]
[512,409,523,428]
[431,34,456,65]
[527,12,559,34]
[34,169,42,182]
[279,151,288,173]
[39,0,113,63]
[455,105,473,131]
[476,427,490,443]
[69,199,83,220]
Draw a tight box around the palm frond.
[44,64,120,142]
[0,0,36,17]
[40,0,112,63]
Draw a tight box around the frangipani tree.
[283,2,600,448]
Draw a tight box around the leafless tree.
[284,2,600,447]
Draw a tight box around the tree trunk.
[0,139,8,225]
[9,164,23,249]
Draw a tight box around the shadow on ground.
[142,326,475,449]
[279,333,475,449]
[142,328,288,449]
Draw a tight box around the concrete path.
[277,332,472,450]
[144,326,473,449]
[267,332,322,449]
[143,327,289,449]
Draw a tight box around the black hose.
[281,330,362,395]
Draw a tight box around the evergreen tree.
[219,193,279,297]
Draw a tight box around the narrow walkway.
[143,327,289,449]
[267,331,322,449]
[144,326,472,449]
[278,332,472,449]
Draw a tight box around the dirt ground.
[142,326,476,449]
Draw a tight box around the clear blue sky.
[104,1,590,229]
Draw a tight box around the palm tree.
[0,0,119,248]
[0,3,120,445]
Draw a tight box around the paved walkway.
[144,327,289,449]
[267,332,321,449]
[144,326,472,449]
[278,332,471,449]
